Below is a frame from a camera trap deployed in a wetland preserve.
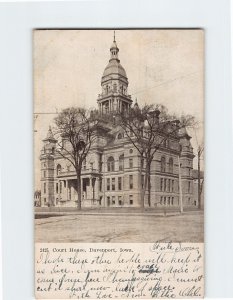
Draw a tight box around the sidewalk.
[35,206,201,218]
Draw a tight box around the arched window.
[119,154,124,171]
[169,157,173,173]
[57,164,61,176]
[161,157,166,173]
[107,156,115,172]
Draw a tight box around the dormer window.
[57,164,61,175]
[161,157,166,173]
[107,156,115,172]
[119,154,124,171]
[118,133,123,139]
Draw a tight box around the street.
[35,210,204,243]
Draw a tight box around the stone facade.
[40,36,195,209]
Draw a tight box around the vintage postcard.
[34,29,204,299]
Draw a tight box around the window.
[168,179,171,192]
[129,175,133,189]
[129,195,133,205]
[56,183,58,194]
[105,103,109,113]
[164,197,166,205]
[112,178,115,191]
[172,180,174,192]
[129,158,133,168]
[129,149,133,154]
[160,196,163,205]
[141,175,144,189]
[107,178,110,191]
[43,170,46,178]
[43,183,46,194]
[169,158,173,173]
[118,177,122,190]
[99,178,102,192]
[188,181,191,193]
[141,158,144,168]
[99,154,103,172]
[107,156,115,172]
[160,178,163,191]
[57,164,61,175]
[168,197,170,206]
[171,197,174,205]
[90,162,94,170]
[119,154,124,171]
[83,159,86,170]
[112,196,115,205]
[161,157,166,172]
[118,196,123,205]
[60,181,62,193]
[164,179,167,192]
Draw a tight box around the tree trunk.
[76,173,82,210]
[140,157,145,208]
[143,169,148,207]
[198,149,201,209]
[147,163,151,207]
[178,155,183,213]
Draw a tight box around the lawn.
[35,210,204,243]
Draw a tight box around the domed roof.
[102,59,127,78]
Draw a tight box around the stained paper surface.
[35,243,204,299]
[34,29,204,299]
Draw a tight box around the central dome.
[102,60,127,79]
[101,35,128,82]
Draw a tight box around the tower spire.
[110,31,119,61]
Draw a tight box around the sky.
[34,29,204,190]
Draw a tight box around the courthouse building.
[40,36,196,208]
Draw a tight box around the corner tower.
[40,127,57,207]
[179,127,195,206]
[97,32,132,114]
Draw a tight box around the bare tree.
[54,107,98,210]
[119,104,195,208]
[197,146,204,209]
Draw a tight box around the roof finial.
[113,30,116,42]
[46,126,54,139]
